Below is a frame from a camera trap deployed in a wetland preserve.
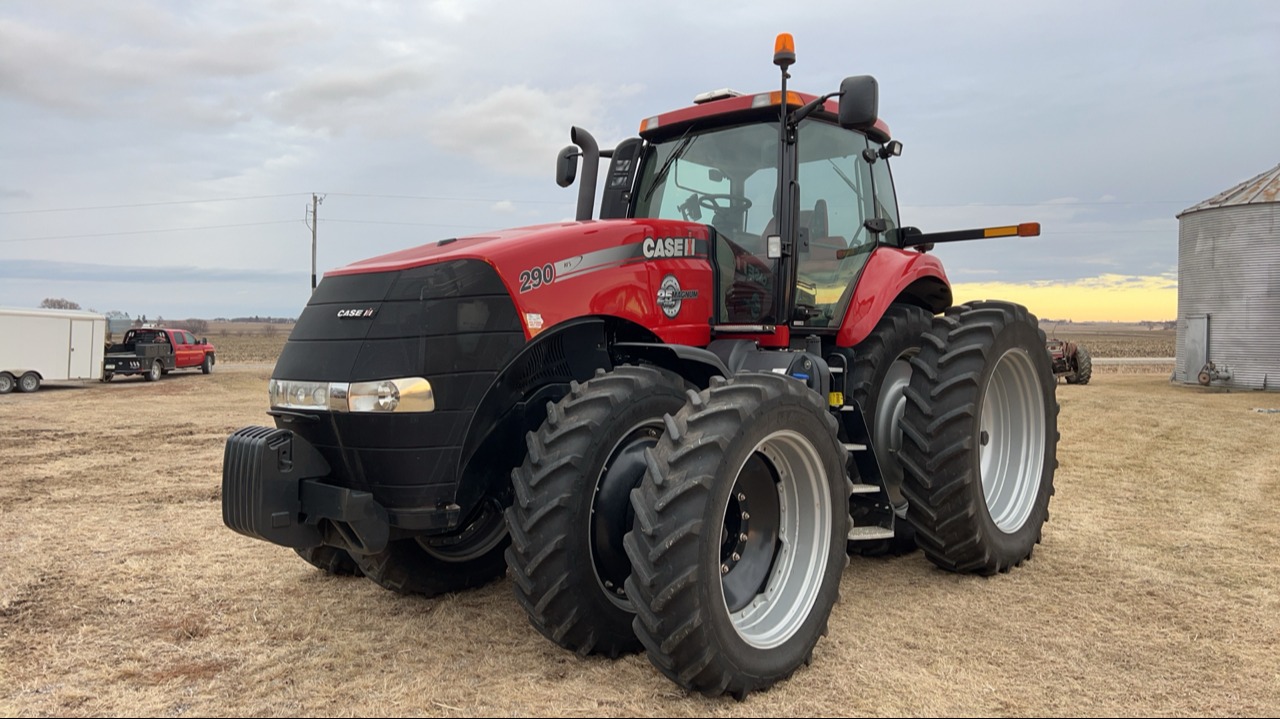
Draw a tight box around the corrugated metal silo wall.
[1175,203,1280,389]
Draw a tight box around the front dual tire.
[624,373,849,699]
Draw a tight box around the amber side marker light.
[983,223,1042,238]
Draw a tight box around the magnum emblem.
[656,274,698,319]
[336,307,377,319]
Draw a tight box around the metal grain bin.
[1175,163,1280,390]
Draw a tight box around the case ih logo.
[642,236,696,259]
[336,307,377,319]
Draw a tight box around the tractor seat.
[762,199,829,248]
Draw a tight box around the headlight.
[268,377,434,413]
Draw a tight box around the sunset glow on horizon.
[950,273,1178,322]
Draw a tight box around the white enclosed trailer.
[0,307,107,393]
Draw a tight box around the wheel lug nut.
[721,564,730,575]
[742,511,750,520]
[731,552,741,562]
[740,532,748,542]
[737,492,746,501]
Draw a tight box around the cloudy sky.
[2,0,1277,322]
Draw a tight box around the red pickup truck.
[103,327,216,382]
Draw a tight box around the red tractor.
[1047,336,1093,385]
[223,35,1059,699]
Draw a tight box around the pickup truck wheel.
[0,372,14,394]
[202,354,214,374]
[145,361,162,382]
[18,372,41,393]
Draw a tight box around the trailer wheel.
[356,498,509,596]
[0,372,14,394]
[898,301,1058,575]
[846,303,932,555]
[625,373,849,698]
[506,365,689,658]
[294,546,363,576]
[202,354,214,374]
[145,361,162,382]
[17,372,40,393]
[1067,346,1092,385]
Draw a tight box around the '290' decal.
[519,263,555,293]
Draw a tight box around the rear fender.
[835,248,951,347]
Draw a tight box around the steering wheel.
[698,193,753,213]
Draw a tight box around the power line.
[0,220,298,244]
[323,192,564,205]
[0,193,312,215]
[325,218,495,229]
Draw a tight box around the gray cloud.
[0,0,1277,320]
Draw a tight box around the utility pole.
[305,194,325,292]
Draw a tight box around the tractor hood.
[323,217,719,343]
[326,219,708,279]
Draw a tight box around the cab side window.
[869,153,899,232]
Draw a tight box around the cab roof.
[638,90,891,144]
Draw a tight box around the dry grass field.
[1039,321,1176,359]
[2,328,1276,717]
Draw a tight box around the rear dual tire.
[899,301,1059,575]
[847,303,932,556]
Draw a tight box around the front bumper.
[222,426,395,554]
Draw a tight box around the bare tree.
[40,298,81,310]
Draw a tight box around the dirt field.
[2,355,1276,715]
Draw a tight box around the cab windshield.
[632,119,884,328]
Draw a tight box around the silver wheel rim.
[872,355,916,482]
[724,429,830,649]
[980,348,1046,533]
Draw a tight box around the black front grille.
[270,259,524,516]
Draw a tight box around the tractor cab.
[629,99,897,330]
[559,37,905,346]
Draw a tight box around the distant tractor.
[1047,337,1093,385]
[222,34,1060,698]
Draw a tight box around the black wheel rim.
[419,497,507,562]
[592,422,662,608]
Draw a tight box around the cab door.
[173,331,194,367]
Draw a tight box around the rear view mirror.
[556,146,579,188]
[837,75,879,131]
